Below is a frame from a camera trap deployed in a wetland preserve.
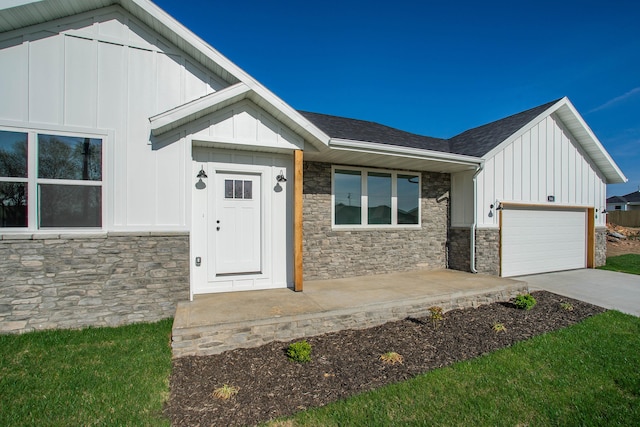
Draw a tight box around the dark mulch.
[165,291,605,426]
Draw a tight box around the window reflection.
[38,134,102,181]
[0,182,27,227]
[398,174,419,224]
[0,131,28,178]
[368,172,391,224]
[335,169,361,224]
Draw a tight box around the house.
[0,0,627,334]
[607,191,640,211]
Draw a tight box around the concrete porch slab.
[172,269,527,358]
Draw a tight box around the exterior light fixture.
[196,166,207,179]
[276,170,287,183]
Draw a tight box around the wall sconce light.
[496,202,503,211]
[196,166,207,179]
[276,170,287,183]
[600,207,607,214]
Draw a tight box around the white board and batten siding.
[0,6,229,231]
[451,113,607,229]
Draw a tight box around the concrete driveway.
[521,269,640,316]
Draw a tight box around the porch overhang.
[304,138,482,173]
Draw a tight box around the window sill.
[331,225,422,231]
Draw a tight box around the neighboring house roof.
[624,191,640,203]
[607,195,628,204]
[608,191,640,205]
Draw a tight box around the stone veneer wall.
[474,228,501,275]
[448,227,500,275]
[0,232,189,334]
[596,227,607,267]
[302,161,449,281]
[448,227,471,272]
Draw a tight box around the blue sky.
[155,0,640,197]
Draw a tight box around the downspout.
[470,161,484,273]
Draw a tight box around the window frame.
[331,165,422,229]
[0,124,107,232]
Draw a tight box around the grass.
[0,319,173,426]
[271,311,640,426]
[599,253,640,275]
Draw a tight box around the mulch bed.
[165,291,605,426]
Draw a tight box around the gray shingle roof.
[448,99,561,157]
[301,99,561,158]
[299,111,450,152]
[608,191,640,204]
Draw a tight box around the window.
[333,166,420,227]
[0,129,103,229]
[225,179,253,199]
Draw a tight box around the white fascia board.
[149,82,250,136]
[481,97,627,185]
[555,99,627,184]
[330,138,482,167]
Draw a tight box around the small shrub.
[561,302,574,311]
[514,294,537,311]
[380,352,404,365]
[492,322,507,333]
[212,384,239,400]
[287,340,312,363]
[428,306,444,328]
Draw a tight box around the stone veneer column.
[0,232,189,334]
[595,227,607,267]
[302,161,450,281]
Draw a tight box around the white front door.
[214,172,262,275]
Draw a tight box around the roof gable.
[448,99,560,157]
[0,0,330,148]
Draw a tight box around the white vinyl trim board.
[501,207,587,277]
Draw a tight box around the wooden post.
[587,208,595,268]
[293,150,304,291]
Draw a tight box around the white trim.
[331,165,422,230]
[330,138,482,167]
[149,82,250,136]
[0,124,110,232]
[481,97,627,184]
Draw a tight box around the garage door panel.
[501,208,586,277]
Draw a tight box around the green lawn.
[3,312,640,426]
[599,253,640,275]
[0,319,173,427]
[274,311,640,426]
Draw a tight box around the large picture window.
[333,166,420,227]
[0,129,103,229]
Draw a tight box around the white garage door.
[501,207,587,277]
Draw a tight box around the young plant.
[561,302,574,311]
[380,351,404,365]
[287,340,312,363]
[428,306,444,328]
[212,384,239,400]
[514,294,537,311]
[492,322,507,333]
